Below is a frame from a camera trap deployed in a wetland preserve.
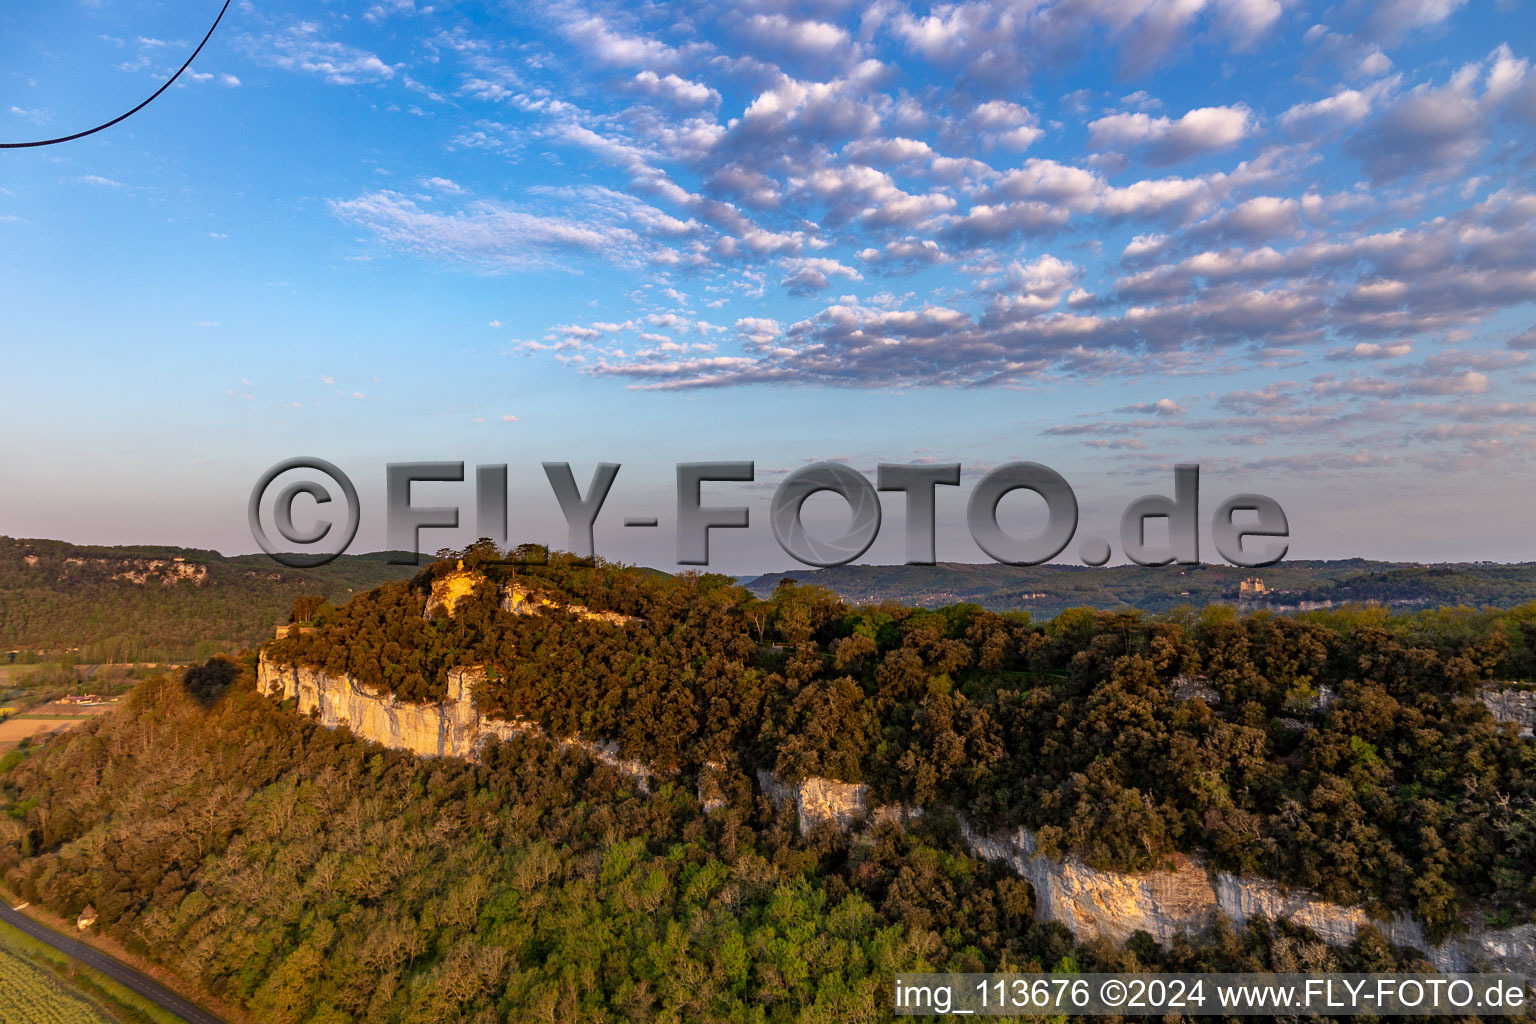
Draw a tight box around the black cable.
[1,0,232,149]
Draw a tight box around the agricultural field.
[0,705,118,756]
[0,663,132,754]
[0,918,182,1024]
[0,718,80,747]
[0,944,111,1024]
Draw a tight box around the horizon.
[9,533,1536,578]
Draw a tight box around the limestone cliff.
[256,655,653,787]
[752,770,1536,974]
[43,553,209,585]
[754,770,876,835]
[1483,686,1536,737]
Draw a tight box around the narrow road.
[0,902,226,1024]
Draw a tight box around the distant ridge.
[740,559,1536,615]
[0,536,419,661]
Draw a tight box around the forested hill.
[263,548,1536,939]
[0,537,417,662]
[741,560,1536,615]
[0,668,1444,1023]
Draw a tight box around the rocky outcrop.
[695,762,730,813]
[424,566,636,626]
[758,772,1536,974]
[963,823,1220,947]
[1482,687,1536,737]
[1170,675,1220,703]
[754,770,874,834]
[256,655,653,788]
[46,553,208,585]
[501,584,635,626]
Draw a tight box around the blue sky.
[1,0,1533,574]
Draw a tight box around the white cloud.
[737,14,852,60]
[253,24,397,84]
[779,256,863,295]
[962,99,1042,149]
[260,0,1530,458]
[1088,105,1255,164]
[1214,0,1283,48]
[889,0,1282,87]
[1328,340,1414,359]
[1280,77,1399,131]
[1344,46,1534,183]
[329,190,660,268]
[859,236,947,269]
[632,70,719,107]
[1199,196,1302,242]
[1364,0,1468,46]
[559,12,681,68]
[1118,398,1187,415]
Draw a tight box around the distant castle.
[1238,577,1268,597]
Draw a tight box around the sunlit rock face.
[255,655,651,788]
[423,568,481,618]
[754,770,873,835]
[962,823,1221,947]
[500,584,636,626]
[258,656,476,758]
[423,566,636,626]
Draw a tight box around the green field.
[0,919,183,1024]
[0,944,111,1024]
